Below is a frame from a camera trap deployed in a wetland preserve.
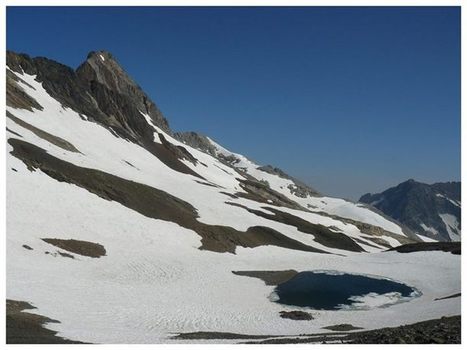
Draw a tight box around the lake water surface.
[273,271,417,310]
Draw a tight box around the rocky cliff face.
[360,180,461,241]
[76,51,170,135]
[7,50,171,141]
[256,165,320,198]
[174,131,218,156]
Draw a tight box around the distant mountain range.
[360,180,461,242]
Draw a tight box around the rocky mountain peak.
[86,50,114,61]
[78,50,140,97]
[76,50,171,134]
[6,50,171,135]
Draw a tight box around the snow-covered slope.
[205,137,412,238]
[6,51,460,343]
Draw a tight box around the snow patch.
[416,234,438,243]
[436,193,460,208]
[439,214,460,241]
[420,223,439,236]
[338,290,420,311]
[139,111,161,144]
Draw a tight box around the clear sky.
[6,6,460,200]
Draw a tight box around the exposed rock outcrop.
[360,180,461,241]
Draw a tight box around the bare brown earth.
[350,236,385,250]
[132,133,206,180]
[7,111,81,153]
[344,315,461,344]
[322,324,363,331]
[42,238,106,258]
[158,132,199,165]
[327,212,415,245]
[123,160,139,169]
[232,270,298,285]
[236,178,304,210]
[174,316,460,344]
[387,242,461,255]
[6,299,84,344]
[226,202,364,252]
[219,191,239,199]
[6,69,43,111]
[279,310,314,320]
[172,331,274,340]
[303,206,417,246]
[194,180,219,188]
[434,293,461,301]
[57,251,75,259]
[6,127,23,138]
[9,138,329,255]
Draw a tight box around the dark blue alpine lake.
[273,271,417,310]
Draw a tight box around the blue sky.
[7,7,460,199]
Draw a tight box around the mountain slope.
[359,180,461,242]
[6,51,460,343]
[176,131,420,242]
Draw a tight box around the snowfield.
[6,69,461,343]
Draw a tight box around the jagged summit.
[78,50,141,97]
[76,50,170,134]
[86,50,114,60]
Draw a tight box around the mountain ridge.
[359,179,461,241]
